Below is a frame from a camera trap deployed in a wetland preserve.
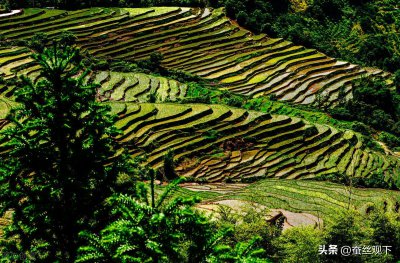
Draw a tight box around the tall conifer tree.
[0,45,133,262]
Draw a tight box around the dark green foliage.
[269,94,277,101]
[379,132,400,150]
[148,90,157,103]
[59,30,77,47]
[330,76,400,150]
[353,78,397,121]
[0,45,134,262]
[223,0,276,34]
[163,150,177,181]
[207,236,269,263]
[329,106,353,121]
[27,32,49,53]
[0,34,5,45]
[165,69,203,83]
[204,129,220,141]
[76,178,211,263]
[368,208,400,261]
[138,52,164,73]
[362,135,384,153]
[323,210,368,263]
[216,204,281,260]
[91,59,110,71]
[76,178,267,262]
[317,171,399,190]
[236,10,248,25]
[182,82,246,107]
[351,121,371,136]
[394,70,400,93]
[109,60,139,72]
[274,207,400,262]
[273,225,324,263]
[308,0,346,20]
[303,126,318,138]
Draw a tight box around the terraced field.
[111,102,400,182]
[176,179,400,222]
[1,6,400,240]
[0,52,187,102]
[0,7,392,107]
[1,7,399,185]
[92,71,187,102]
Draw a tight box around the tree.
[323,209,369,263]
[331,76,399,139]
[162,150,177,180]
[273,226,324,263]
[76,177,251,263]
[0,45,134,262]
[368,207,400,261]
[59,30,78,47]
[236,11,249,25]
[27,32,49,53]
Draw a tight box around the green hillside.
[1,7,399,184]
[111,102,400,182]
[0,7,392,107]
[1,3,400,262]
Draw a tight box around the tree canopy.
[0,45,134,262]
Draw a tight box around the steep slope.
[0,7,391,107]
[112,102,400,182]
[0,7,399,185]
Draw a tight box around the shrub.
[362,136,384,153]
[148,90,157,103]
[351,121,371,136]
[273,226,324,263]
[204,129,220,141]
[216,203,282,258]
[27,32,49,52]
[59,30,77,47]
[378,132,400,150]
[110,60,139,72]
[163,150,177,181]
[394,70,400,93]
[91,59,110,70]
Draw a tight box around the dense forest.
[0,0,400,262]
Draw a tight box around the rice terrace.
[0,1,400,262]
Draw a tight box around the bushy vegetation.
[77,178,268,263]
[317,171,400,190]
[274,207,400,262]
[182,83,246,108]
[216,203,283,258]
[330,76,400,150]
